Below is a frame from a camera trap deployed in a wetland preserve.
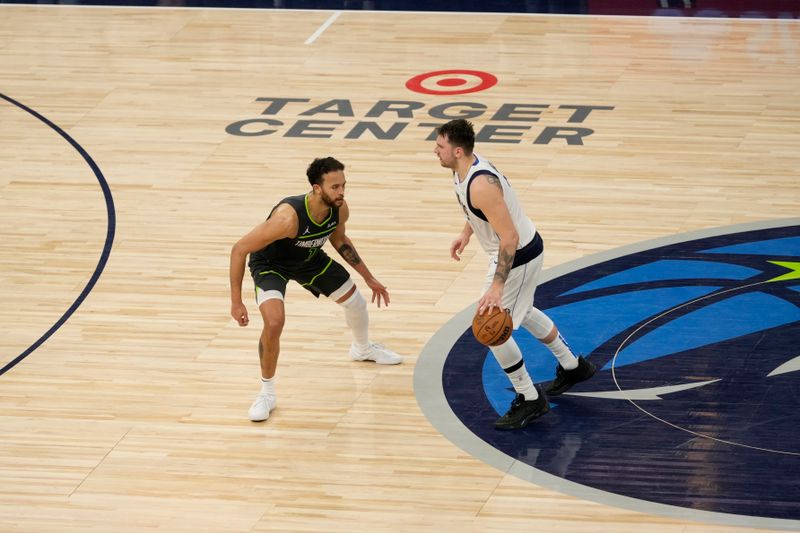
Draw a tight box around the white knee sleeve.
[490,336,524,370]
[521,307,555,340]
[340,288,369,348]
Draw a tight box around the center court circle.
[405,69,498,95]
[609,281,800,456]
[414,219,800,529]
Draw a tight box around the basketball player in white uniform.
[435,119,595,430]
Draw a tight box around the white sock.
[507,365,539,400]
[340,289,369,350]
[490,338,538,401]
[260,377,276,397]
[546,333,578,370]
[522,307,578,370]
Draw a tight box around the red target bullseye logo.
[406,70,498,95]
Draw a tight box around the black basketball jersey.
[248,193,340,273]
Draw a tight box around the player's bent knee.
[262,314,285,334]
[339,287,366,311]
[522,307,556,340]
[258,299,286,334]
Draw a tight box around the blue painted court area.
[420,221,800,529]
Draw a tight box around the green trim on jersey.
[304,193,332,227]
[258,270,288,281]
[248,193,339,275]
[302,258,334,287]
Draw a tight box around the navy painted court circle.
[415,219,800,531]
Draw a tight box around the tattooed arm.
[469,173,519,314]
[329,200,390,307]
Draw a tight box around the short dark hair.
[437,119,475,154]
[306,157,345,186]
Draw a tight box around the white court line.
[305,11,341,45]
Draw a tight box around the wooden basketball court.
[1,4,798,531]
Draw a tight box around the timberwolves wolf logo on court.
[415,220,800,530]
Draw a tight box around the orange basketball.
[471,307,513,346]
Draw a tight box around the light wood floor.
[1,5,798,532]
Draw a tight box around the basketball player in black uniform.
[229,157,402,422]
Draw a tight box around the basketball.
[471,307,513,346]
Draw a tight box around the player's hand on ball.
[472,307,513,346]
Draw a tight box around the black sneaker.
[494,389,550,430]
[546,356,596,396]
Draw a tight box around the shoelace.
[255,394,275,406]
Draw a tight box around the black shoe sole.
[494,403,550,430]
[546,361,597,396]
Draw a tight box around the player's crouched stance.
[229,157,402,423]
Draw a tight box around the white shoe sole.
[351,354,403,365]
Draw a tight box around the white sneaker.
[248,393,277,422]
[350,342,403,365]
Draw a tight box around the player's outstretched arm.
[329,201,390,307]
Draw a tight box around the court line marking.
[305,11,341,45]
[609,279,800,456]
[414,217,800,531]
[0,93,116,377]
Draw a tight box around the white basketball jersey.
[453,153,536,258]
